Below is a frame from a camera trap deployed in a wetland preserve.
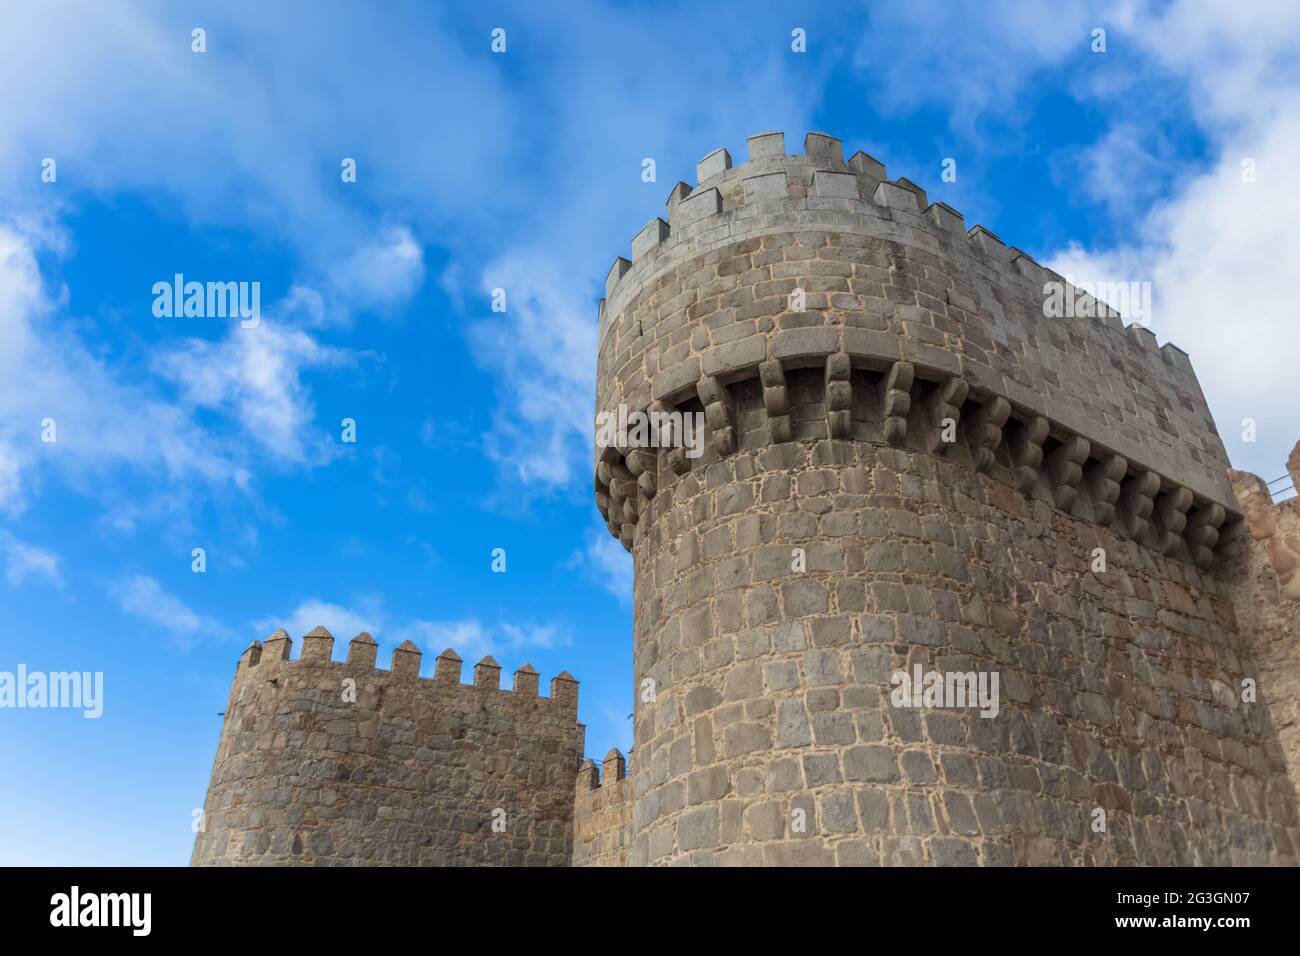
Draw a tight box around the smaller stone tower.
[1230,442,1300,797]
[191,626,583,866]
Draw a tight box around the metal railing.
[1265,474,1297,503]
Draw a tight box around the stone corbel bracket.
[594,354,1244,569]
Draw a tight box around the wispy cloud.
[251,598,383,643]
[0,224,247,517]
[854,0,1096,139]
[1045,1,1300,477]
[393,617,572,659]
[327,225,426,314]
[568,527,632,603]
[152,319,356,469]
[113,575,225,646]
[0,3,514,284]
[0,220,375,526]
[0,530,62,587]
[0,3,815,510]
[1051,121,1181,214]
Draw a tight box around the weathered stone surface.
[191,636,582,867]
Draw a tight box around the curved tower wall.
[594,131,1298,865]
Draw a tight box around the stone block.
[696,147,732,183]
[744,172,789,202]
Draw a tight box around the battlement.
[594,130,1240,566]
[192,627,583,867]
[573,748,633,867]
[577,747,631,790]
[234,626,580,712]
[601,130,1184,364]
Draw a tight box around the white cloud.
[1047,118,1300,479]
[114,575,223,645]
[0,6,499,525]
[0,5,514,522]
[0,531,62,587]
[395,617,571,659]
[0,222,360,520]
[1046,2,1300,479]
[570,527,632,603]
[0,444,21,512]
[0,224,246,516]
[854,0,1095,136]
[0,3,516,271]
[1109,0,1300,128]
[152,320,353,468]
[468,257,597,488]
[1061,121,1179,213]
[395,618,493,660]
[252,599,381,642]
[327,226,426,313]
[498,622,569,650]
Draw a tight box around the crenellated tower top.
[593,130,1241,566]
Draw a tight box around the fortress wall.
[190,629,582,866]
[1231,443,1300,797]
[593,132,1297,866]
[573,749,634,867]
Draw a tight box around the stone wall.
[593,131,1298,866]
[191,628,583,866]
[573,749,634,866]
[624,431,1297,864]
[1231,443,1300,799]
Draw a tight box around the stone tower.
[191,627,582,866]
[593,131,1299,865]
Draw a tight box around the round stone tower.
[191,627,582,866]
[594,131,1298,865]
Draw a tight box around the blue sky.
[1,1,1297,864]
